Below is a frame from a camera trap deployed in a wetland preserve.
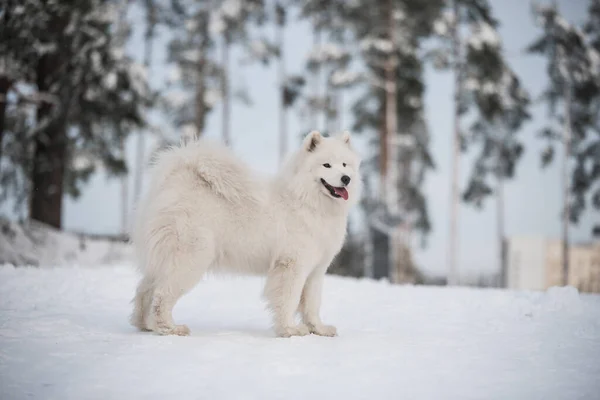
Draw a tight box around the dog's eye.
[323,163,331,168]
[343,163,347,167]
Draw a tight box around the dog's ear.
[303,130,322,152]
[339,130,351,145]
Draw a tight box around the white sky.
[61,0,599,279]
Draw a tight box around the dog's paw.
[308,323,337,337]
[172,324,191,336]
[275,324,311,338]
[155,324,191,336]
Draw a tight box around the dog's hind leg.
[147,265,207,336]
[146,231,214,336]
[130,275,154,331]
[149,257,212,336]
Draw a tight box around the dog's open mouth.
[321,179,349,200]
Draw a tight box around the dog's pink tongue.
[334,187,349,200]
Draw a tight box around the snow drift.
[0,217,132,267]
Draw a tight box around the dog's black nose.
[341,175,351,185]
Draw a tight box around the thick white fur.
[129,130,362,337]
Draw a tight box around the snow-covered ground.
[0,218,132,267]
[1,264,599,400]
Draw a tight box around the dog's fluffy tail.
[150,138,265,204]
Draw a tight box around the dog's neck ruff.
[275,180,349,221]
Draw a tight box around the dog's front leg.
[263,257,310,337]
[299,265,337,337]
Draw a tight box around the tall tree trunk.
[336,90,343,132]
[30,100,67,229]
[448,0,462,286]
[277,17,287,165]
[497,174,506,287]
[0,76,9,171]
[364,221,374,278]
[379,98,388,194]
[28,9,73,229]
[117,0,131,234]
[195,57,206,137]
[562,74,572,286]
[385,0,401,282]
[133,19,154,204]
[310,23,321,131]
[120,136,129,234]
[221,35,231,146]
[325,83,334,134]
[194,13,209,139]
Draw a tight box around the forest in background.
[1,0,599,285]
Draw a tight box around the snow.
[555,15,573,32]
[308,43,346,64]
[181,49,201,63]
[587,48,600,76]
[103,71,117,90]
[221,0,242,19]
[330,70,361,86]
[462,66,528,112]
[360,37,393,54]
[180,123,197,140]
[185,19,198,33]
[468,22,501,51]
[433,10,455,37]
[0,218,131,267]
[34,42,57,55]
[84,87,100,101]
[249,40,269,59]
[204,88,221,107]
[110,46,125,61]
[209,13,226,35]
[1,263,599,400]
[164,90,188,108]
[91,51,102,72]
[71,152,95,171]
[407,95,421,108]
[482,81,497,95]
[128,62,149,96]
[166,65,181,85]
[93,2,119,24]
[433,19,449,37]
[393,9,405,21]
[463,77,479,91]
[209,0,243,35]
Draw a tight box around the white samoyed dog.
[129,130,362,337]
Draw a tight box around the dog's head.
[299,130,362,207]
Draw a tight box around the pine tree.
[115,0,132,234]
[430,0,506,285]
[275,1,287,164]
[305,33,352,137]
[132,0,160,208]
[164,0,269,147]
[581,0,600,238]
[272,1,306,164]
[1,0,151,228]
[460,21,531,287]
[528,2,600,285]
[345,0,443,281]
[296,0,358,136]
[0,1,43,175]
[212,0,267,146]
[163,1,219,141]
